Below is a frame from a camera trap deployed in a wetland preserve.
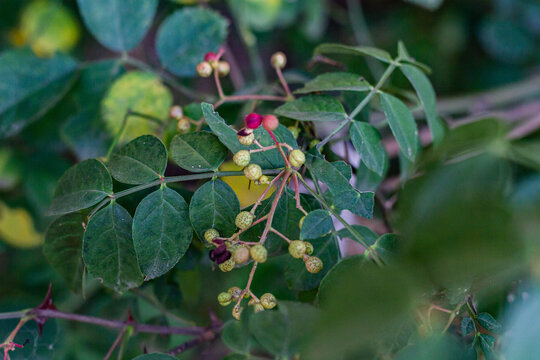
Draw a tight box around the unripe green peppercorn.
[288,240,306,259]
[289,149,306,167]
[219,258,236,272]
[233,150,250,167]
[177,117,191,133]
[232,305,243,320]
[271,52,287,69]
[287,126,300,139]
[310,139,321,149]
[250,244,267,263]
[244,164,262,181]
[217,61,230,77]
[304,241,314,255]
[235,211,254,229]
[233,245,250,264]
[218,292,232,306]
[305,256,323,274]
[258,175,270,185]
[238,132,254,146]
[228,286,242,298]
[196,61,213,77]
[260,293,277,309]
[204,229,220,244]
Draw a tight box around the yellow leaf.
[0,202,42,248]
[219,162,274,208]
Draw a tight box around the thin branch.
[103,326,128,360]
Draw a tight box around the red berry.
[204,52,218,62]
[244,113,263,129]
[262,115,279,132]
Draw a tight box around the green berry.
[228,286,242,298]
[309,139,321,149]
[196,61,212,77]
[219,258,236,272]
[204,229,220,244]
[288,126,300,139]
[217,61,230,77]
[233,150,250,167]
[233,245,250,264]
[257,175,271,185]
[177,117,191,133]
[254,303,265,313]
[238,132,255,146]
[235,211,254,229]
[288,240,306,259]
[218,292,232,306]
[260,293,277,309]
[232,305,243,320]
[304,241,314,255]
[305,256,323,274]
[271,51,287,69]
[244,164,262,181]
[250,244,268,263]
[289,149,306,167]
[299,216,305,229]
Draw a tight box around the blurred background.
[1,0,540,358]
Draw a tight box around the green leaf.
[249,301,320,357]
[477,333,496,357]
[156,7,228,77]
[349,121,388,176]
[108,135,167,185]
[400,64,445,145]
[380,92,420,161]
[306,154,374,218]
[83,202,143,293]
[295,72,370,94]
[461,316,474,336]
[314,43,393,63]
[397,41,432,74]
[48,159,113,216]
[477,313,502,333]
[202,103,297,169]
[101,71,172,142]
[189,179,240,240]
[221,319,251,355]
[300,209,332,240]
[337,225,378,245]
[43,213,85,292]
[132,355,177,360]
[0,49,77,138]
[132,187,192,280]
[371,233,399,264]
[285,233,340,291]
[274,95,347,122]
[170,132,228,173]
[76,0,158,52]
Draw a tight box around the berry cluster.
[169,105,192,134]
[196,51,230,78]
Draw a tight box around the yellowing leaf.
[19,0,80,57]
[0,202,42,248]
[219,162,274,208]
[101,71,172,142]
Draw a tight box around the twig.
[103,326,128,360]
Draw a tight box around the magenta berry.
[245,113,263,129]
[262,114,279,132]
[204,51,218,62]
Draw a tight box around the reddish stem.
[260,171,292,244]
[292,173,308,215]
[275,66,292,98]
[250,171,285,214]
[268,131,291,168]
[269,227,291,243]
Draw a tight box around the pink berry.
[204,52,218,62]
[244,113,263,129]
[262,115,279,132]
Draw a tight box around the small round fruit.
[244,164,262,181]
[233,150,250,167]
[288,126,300,139]
[218,292,232,306]
[228,286,242,298]
[196,61,213,77]
[204,51,218,62]
[250,244,268,263]
[305,256,323,274]
[177,118,191,133]
[289,240,306,259]
[310,139,321,149]
[219,258,236,272]
[299,216,305,229]
[262,114,279,132]
[254,304,265,313]
[169,105,183,120]
[245,113,263,129]
[260,293,277,309]
[232,305,243,320]
[217,61,230,77]
[289,149,306,167]
[235,211,255,230]
[304,241,314,255]
[271,52,287,69]
[233,245,250,264]
[258,175,270,185]
[238,132,255,146]
[204,229,220,244]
